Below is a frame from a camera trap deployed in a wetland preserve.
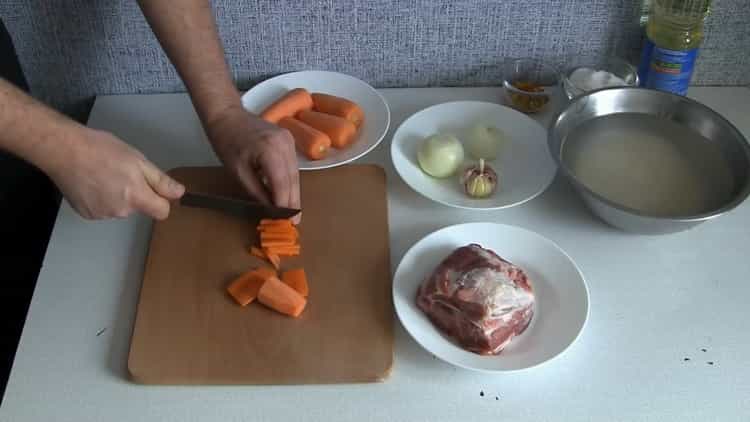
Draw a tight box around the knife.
[180,192,301,220]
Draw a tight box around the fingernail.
[172,180,185,195]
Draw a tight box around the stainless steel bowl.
[549,87,750,234]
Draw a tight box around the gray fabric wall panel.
[2,0,748,116]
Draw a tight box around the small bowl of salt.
[562,57,639,100]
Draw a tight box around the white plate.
[241,71,390,170]
[393,223,588,372]
[391,101,557,209]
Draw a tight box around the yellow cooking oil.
[638,0,711,96]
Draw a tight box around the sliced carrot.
[258,224,298,234]
[260,232,297,243]
[226,271,266,306]
[263,249,281,270]
[260,240,297,249]
[311,93,365,127]
[278,117,331,160]
[264,244,301,251]
[260,218,293,227]
[265,247,300,257]
[297,110,358,149]
[281,268,309,297]
[257,276,307,317]
[260,88,313,124]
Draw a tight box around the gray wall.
[2,0,748,117]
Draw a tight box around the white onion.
[465,124,507,160]
[417,133,465,178]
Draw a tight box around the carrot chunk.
[257,276,307,317]
[282,268,309,297]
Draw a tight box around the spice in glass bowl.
[502,58,559,114]
[508,81,550,113]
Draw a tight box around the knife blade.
[180,192,300,220]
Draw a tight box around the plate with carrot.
[241,70,390,170]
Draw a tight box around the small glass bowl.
[502,58,559,114]
[562,57,639,99]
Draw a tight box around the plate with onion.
[390,101,557,210]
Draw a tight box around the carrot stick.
[260,240,297,249]
[258,227,299,238]
[265,247,300,257]
[260,231,297,240]
[281,268,309,297]
[296,110,358,149]
[260,219,293,227]
[257,276,307,317]
[261,236,297,246]
[311,93,365,127]
[260,88,313,124]
[263,249,281,270]
[226,271,266,306]
[278,117,331,160]
[264,244,301,251]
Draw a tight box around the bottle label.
[638,38,698,96]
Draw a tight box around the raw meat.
[416,244,534,355]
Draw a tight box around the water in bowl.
[562,113,735,217]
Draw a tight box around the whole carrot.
[260,88,314,123]
[297,110,358,149]
[278,117,331,160]
[311,93,365,127]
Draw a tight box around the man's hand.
[47,128,185,220]
[206,105,301,218]
[137,0,301,222]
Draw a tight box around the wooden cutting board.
[127,165,393,385]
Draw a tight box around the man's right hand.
[46,127,185,220]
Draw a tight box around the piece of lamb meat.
[416,244,534,355]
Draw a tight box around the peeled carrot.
[296,110,358,149]
[311,93,365,127]
[260,88,313,124]
[257,276,307,317]
[282,268,309,297]
[278,117,331,160]
[226,270,266,306]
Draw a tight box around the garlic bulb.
[461,159,498,198]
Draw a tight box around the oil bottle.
[638,0,711,96]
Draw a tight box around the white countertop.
[2,87,750,422]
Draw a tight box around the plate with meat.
[393,223,588,371]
